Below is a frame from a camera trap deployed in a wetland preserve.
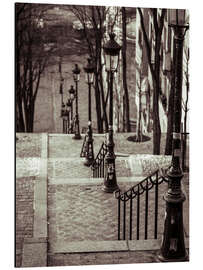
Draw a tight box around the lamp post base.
[83,124,94,166]
[73,134,82,140]
[102,182,119,193]
[73,117,81,140]
[84,158,94,167]
[158,169,188,263]
[102,127,119,193]
[102,159,119,193]
[157,252,188,262]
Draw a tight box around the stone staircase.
[16,133,189,267]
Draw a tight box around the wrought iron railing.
[80,135,87,157]
[91,141,108,178]
[114,169,168,240]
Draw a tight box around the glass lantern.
[83,58,95,84]
[69,85,75,101]
[168,9,186,26]
[103,33,121,72]
[66,99,72,112]
[61,102,65,117]
[72,64,81,82]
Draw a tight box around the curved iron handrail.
[115,169,168,202]
[91,141,107,170]
[115,167,170,241]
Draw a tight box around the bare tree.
[138,8,166,154]
[67,5,109,133]
[181,47,189,170]
[16,3,54,132]
[121,7,131,132]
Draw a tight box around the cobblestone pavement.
[47,182,169,244]
[15,133,189,267]
[16,133,42,158]
[15,176,35,267]
[47,134,172,178]
[16,134,42,267]
[47,134,189,263]
[48,134,105,159]
[48,250,159,266]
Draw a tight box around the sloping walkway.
[47,134,189,266]
[16,132,189,267]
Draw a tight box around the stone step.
[48,176,144,185]
[49,238,189,254]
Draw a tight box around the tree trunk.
[165,75,175,155]
[94,72,103,133]
[16,97,25,132]
[136,79,142,141]
[138,8,166,155]
[165,38,176,155]
[182,61,189,170]
[97,38,108,132]
[152,79,161,154]
[147,84,151,132]
[121,7,131,132]
[152,36,162,154]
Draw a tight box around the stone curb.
[22,133,48,267]
[48,133,105,137]
[48,176,144,185]
[49,238,189,254]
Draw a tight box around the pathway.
[16,132,189,267]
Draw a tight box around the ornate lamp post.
[61,102,66,133]
[59,77,64,105]
[66,99,72,134]
[83,58,95,166]
[72,64,81,140]
[68,85,75,134]
[158,11,189,262]
[102,33,121,193]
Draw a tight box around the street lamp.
[158,10,189,262]
[72,64,81,140]
[66,99,72,134]
[61,102,66,133]
[83,58,95,166]
[59,77,64,105]
[102,33,121,193]
[61,102,65,117]
[68,85,75,134]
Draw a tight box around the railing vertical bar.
[97,164,99,177]
[98,155,100,177]
[100,154,102,177]
[154,172,158,239]
[118,195,121,240]
[123,194,126,240]
[137,185,140,240]
[103,148,105,177]
[145,178,149,240]
[91,142,108,179]
[129,190,133,240]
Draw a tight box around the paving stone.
[16,157,41,178]
[16,132,189,267]
[16,177,35,266]
[16,133,41,158]
[48,250,161,266]
[22,242,47,267]
[51,240,128,253]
